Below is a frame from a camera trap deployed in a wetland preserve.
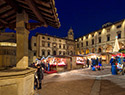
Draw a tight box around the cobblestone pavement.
[35,65,125,95]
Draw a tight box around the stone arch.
[98,47,103,53]
[47,50,51,56]
[53,50,56,55]
[86,48,90,54]
[42,49,45,56]
[106,45,113,52]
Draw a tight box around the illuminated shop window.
[0,42,17,47]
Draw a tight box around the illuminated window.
[0,42,17,47]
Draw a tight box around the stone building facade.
[75,19,125,54]
[0,32,34,67]
[0,32,16,67]
[31,28,75,61]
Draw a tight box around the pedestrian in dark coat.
[93,58,96,66]
[37,64,43,89]
[87,58,89,68]
[96,57,99,65]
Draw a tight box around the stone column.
[16,11,29,69]
[72,57,76,69]
[66,58,71,70]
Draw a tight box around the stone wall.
[0,68,35,95]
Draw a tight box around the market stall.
[46,55,71,72]
[101,52,113,64]
[86,53,101,59]
[86,53,101,64]
[110,52,125,75]
[72,55,86,69]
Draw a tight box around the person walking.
[37,64,44,89]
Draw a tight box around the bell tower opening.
[68,27,74,40]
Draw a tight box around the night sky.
[6,0,125,39]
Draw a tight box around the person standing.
[37,64,43,89]
[96,57,99,66]
[47,61,50,71]
[110,57,117,75]
[93,58,96,66]
[86,58,89,68]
